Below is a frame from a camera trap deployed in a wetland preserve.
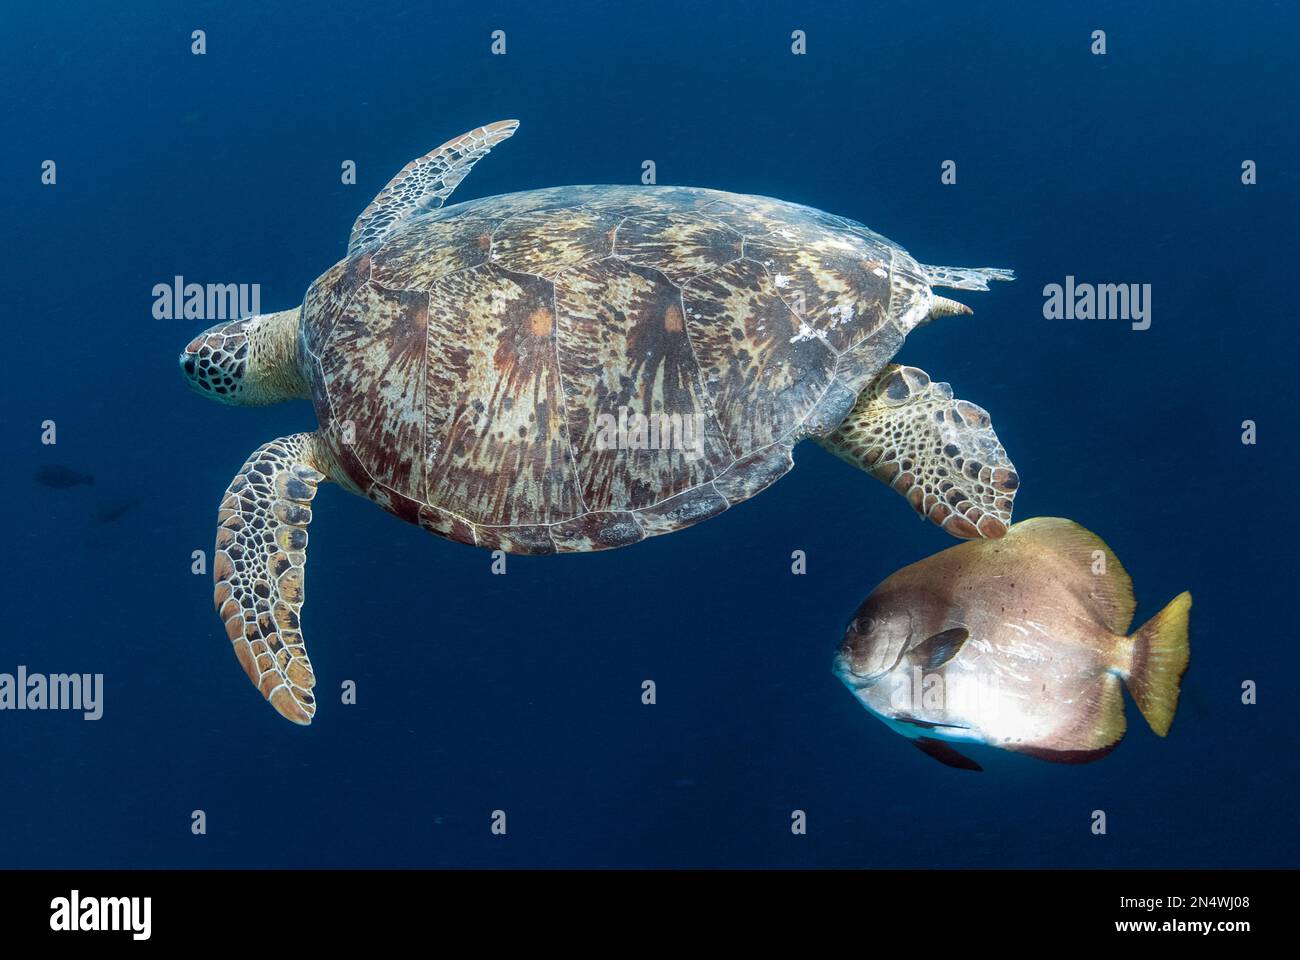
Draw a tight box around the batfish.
[833,517,1191,770]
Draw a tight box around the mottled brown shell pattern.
[299,185,928,554]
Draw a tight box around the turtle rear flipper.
[919,263,1015,291]
[816,365,1019,539]
[214,433,326,724]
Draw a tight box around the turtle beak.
[179,344,202,391]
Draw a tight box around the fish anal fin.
[1017,673,1127,763]
[912,737,983,772]
[1009,742,1120,765]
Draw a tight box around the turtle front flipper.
[347,119,519,255]
[214,432,327,724]
[816,365,1019,539]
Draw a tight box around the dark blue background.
[2,1,1295,867]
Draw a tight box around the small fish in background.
[833,517,1191,771]
[35,465,95,488]
[93,495,142,524]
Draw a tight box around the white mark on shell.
[789,321,828,344]
[830,303,855,326]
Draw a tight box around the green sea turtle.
[179,120,1020,724]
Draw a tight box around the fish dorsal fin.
[348,120,519,255]
[907,627,969,670]
[912,738,983,772]
[1006,517,1136,635]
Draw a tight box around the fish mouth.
[831,652,886,690]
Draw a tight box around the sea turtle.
[180,120,1020,725]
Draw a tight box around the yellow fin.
[1086,672,1128,749]
[1126,591,1192,737]
[1003,517,1136,635]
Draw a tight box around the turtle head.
[179,308,308,406]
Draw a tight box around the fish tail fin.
[1124,591,1192,736]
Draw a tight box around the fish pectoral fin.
[911,737,983,772]
[907,627,970,670]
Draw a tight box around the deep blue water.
[2,1,1297,868]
